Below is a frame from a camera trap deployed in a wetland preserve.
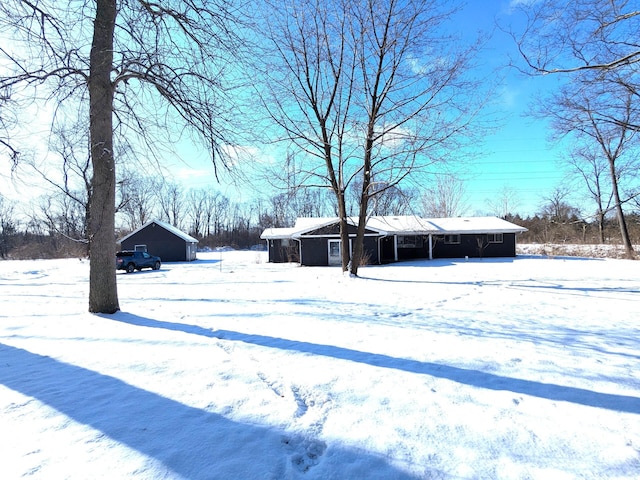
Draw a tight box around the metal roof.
[366,215,436,234]
[425,217,528,234]
[260,215,527,239]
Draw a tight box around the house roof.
[260,215,527,240]
[293,217,344,230]
[260,227,299,240]
[426,217,528,234]
[261,216,386,240]
[118,219,199,244]
[366,215,435,234]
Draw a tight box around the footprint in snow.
[291,385,309,418]
[282,436,327,473]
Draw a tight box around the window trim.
[443,234,460,245]
[487,233,503,244]
[397,235,423,248]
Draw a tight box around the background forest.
[1,177,639,260]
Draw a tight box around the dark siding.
[307,224,341,236]
[483,233,517,257]
[432,233,517,259]
[268,239,300,263]
[300,237,330,266]
[362,237,379,265]
[380,236,395,263]
[299,236,379,266]
[121,223,189,262]
[306,223,376,236]
[396,235,430,261]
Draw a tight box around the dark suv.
[116,251,162,273]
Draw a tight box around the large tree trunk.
[609,158,635,259]
[336,192,351,272]
[350,129,375,277]
[88,0,119,313]
[350,195,369,276]
[596,209,605,244]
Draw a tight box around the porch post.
[429,234,433,260]
[394,235,398,262]
[295,238,302,265]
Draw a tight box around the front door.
[328,239,341,266]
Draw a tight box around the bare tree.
[0,1,244,312]
[422,174,469,218]
[203,191,230,237]
[542,81,638,256]
[0,87,21,166]
[260,0,356,270]
[117,172,161,231]
[262,152,335,225]
[261,0,485,274]
[23,122,93,249]
[185,188,208,237]
[37,191,87,241]
[27,113,141,243]
[541,186,580,222]
[566,146,615,243]
[508,1,640,256]
[485,185,520,219]
[368,184,412,217]
[158,181,184,230]
[509,1,640,77]
[538,186,584,243]
[347,0,487,275]
[0,195,18,258]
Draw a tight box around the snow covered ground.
[1,249,639,479]
[517,243,640,260]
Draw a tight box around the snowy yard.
[1,250,639,479]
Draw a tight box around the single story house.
[260,215,527,266]
[118,219,198,262]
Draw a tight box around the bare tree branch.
[0,0,249,312]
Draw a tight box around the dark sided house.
[118,219,198,262]
[427,217,527,259]
[261,217,384,266]
[261,216,527,266]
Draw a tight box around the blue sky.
[231,0,574,218]
[454,1,570,217]
[1,0,575,220]
[189,0,574,218]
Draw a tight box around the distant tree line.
[508,213,640,246]
[2,176,639,260]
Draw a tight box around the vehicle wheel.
[126,263,135,273]
[153,261,161,270]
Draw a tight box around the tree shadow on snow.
[0,343,423,480]
[209,330,640,415]
[111,311,220,338]
[106,312,640,415]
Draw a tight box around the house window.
[444,234,460,244]
[398,235,423,248]
[281,238,290,247]
[488,233,503,243]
